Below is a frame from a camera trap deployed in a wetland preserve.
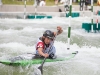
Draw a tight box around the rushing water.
[0,17,100,75]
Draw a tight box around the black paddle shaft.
[37,31,58,75]
[37,45,53,75]
[38,58,46,74]
[38,44,53,74]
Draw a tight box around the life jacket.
[35,37,54,54]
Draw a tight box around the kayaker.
[35,26,63,59]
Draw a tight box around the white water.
[0,17,100,75]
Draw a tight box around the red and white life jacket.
[35,38,54,54]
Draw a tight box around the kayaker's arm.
[38,47,49,58]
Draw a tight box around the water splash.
[32,67,42,75]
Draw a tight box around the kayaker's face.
[44,37,52,44]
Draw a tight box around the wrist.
[57,30,63,35]
[42,54,45,57]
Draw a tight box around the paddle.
[38,57,46,74]
[38,43,53,75]
[38,31,58,75]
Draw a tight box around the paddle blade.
[38,65,43,74]
[38,58,46,74]
[33,67,42,75]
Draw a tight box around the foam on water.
[0,18,69,24]
[0,27,45,34]
[0,17,100,75]
[72,29,100,37]
[0,41,100,75]
[0,16,91,25]
[0,41,78,58]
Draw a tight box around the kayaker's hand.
[57,26,63,35]
[44,53,49,58]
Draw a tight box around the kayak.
[0,51,78,66]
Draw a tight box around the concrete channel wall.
[0,5,65,12]
[0,5,99,19]
[0,5,98,12]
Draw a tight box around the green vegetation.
[2,0,98,6]
[2,0,55,5]
[3,0,33,5]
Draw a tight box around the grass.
[2,0,98,6]
[72,2,98,6]
[2,0,33,5]
[2,0,55,5]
